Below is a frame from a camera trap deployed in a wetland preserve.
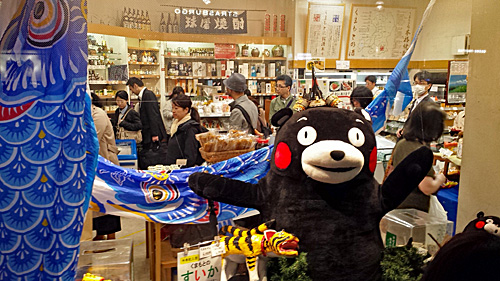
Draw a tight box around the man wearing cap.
[224,73,258,134]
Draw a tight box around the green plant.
[267,252,312,281]
[381,239,430,281]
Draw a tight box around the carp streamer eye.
[297,126,317,146]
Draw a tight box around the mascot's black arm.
[380,146,434,213]
[188,172,264,209]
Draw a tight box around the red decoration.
[476,221,486,229]
[275,142,292,170]
[369,147,377,173]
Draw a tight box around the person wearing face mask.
[397,71,434,138]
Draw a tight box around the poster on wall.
[305,3,345,59]
[446,60,468,104]
[347,5,415,59]
[214,43,237,59]
[305,57,326,72]
[178,8,247,34]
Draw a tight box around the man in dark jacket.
[126,77,167,148]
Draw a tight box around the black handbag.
[138,141,168,170]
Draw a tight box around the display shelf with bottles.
[127,46,160,80]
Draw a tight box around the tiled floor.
[116,217,150,281]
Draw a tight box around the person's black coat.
[139,89,167,145]
[166,119,207,167]
[111,106,142,136]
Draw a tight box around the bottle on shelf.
[167,13,173,33]
[137,10,143,30]
[141,10,147,30]
[146,11,152,31]
[172,14,179,33]
[160,13,167,32]
[129,9,135,29]
[122,7,129,28]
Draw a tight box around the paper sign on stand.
[178,249,222,281]
[336,60,350,70]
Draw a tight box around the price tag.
[176,159,187,166]
[336,60,350,70]
[211,241,225,257]
[199,245,212,259]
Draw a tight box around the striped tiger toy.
[217,220,299,281]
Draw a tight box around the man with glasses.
[397,71,435,138]
[269,75,296,120]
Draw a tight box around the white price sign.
[178,249,221,281]
[336,60,350,70]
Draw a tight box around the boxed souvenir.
[380,209,453,255]
[76,239,133,281]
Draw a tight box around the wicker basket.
[199,147,254,163]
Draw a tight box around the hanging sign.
[214,44,237,59]
[178,8,247,34]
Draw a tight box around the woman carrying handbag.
[112,91,142,143]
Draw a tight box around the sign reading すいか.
[177,8,247,34]
[177,249,222,281]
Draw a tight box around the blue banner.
[92,146,273,224]
[0,0,98,279]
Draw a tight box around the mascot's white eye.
[348,128,365,147]
[297,126,317,146]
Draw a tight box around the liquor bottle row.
[122,8,152,31]
[166,60,285,78]
[159,13,179,33]
[128,51,158,63]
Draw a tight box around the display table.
[433,153,461,178]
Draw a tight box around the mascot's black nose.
[330,150,345,161]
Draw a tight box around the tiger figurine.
[217,220,299,281]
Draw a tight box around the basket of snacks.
[196,130,256,163]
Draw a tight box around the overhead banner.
[178,8,247,34]
[91,146,273,224]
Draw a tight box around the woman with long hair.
[390,102,447,211]
[165,94,207,167]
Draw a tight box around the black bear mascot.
[189,107,433,280]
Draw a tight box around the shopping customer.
[225,73,258,134]
[91,93,121,240]
[364,75,382,97]
[350,86,373,109]
[397,71,435,138]
[389,102,447,212]
[111,90,142,139]
[126,77,167,147]
[165,94,207,167]
[269,74,295,120]
[162,86,185,137]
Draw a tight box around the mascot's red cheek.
[476,221,486,229]
[275,142,292,170]
[369,147,377,173]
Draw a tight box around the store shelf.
[129,74,160,79]
[88,23,292,45]
[128,62,159,66]
[127,46,159,52]
[88,80,127,85]
[164,55,215,59]
[441,107,465,111]
[200,114,231,118]
[235,57,287,61]
[88,65,107,70]
[164,55,286,61]
[165,76,277,80]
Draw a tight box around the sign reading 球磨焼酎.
[176,8,247,34]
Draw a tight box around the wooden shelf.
[127,46,159,52]
[129,74,160,79]
[88,80,126,85]
[88,65,107,70]
[165,76,277,80]
[290,59,450,69]
[88,23,292,45]
[163,55,287,61]
[128,62,159,66]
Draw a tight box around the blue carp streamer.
[92,146,273,224]
[0,0,98,280]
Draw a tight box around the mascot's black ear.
[271,108,294,127]
[354,107,372,124]
[477,211,485,218]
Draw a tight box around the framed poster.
[347,5,416,59]
[446,60,468,104]
[305,3,345,60]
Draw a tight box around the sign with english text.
[178,8,247,34]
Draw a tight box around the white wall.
[292,0,471,62]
